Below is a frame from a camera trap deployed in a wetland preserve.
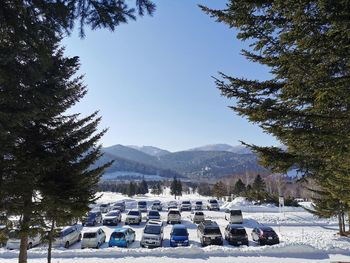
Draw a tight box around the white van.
[6,229,41,250]
[225,209,243,224]
[54,224,82,248]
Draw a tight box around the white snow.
[1,191,350,263]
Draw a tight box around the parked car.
[103,210,121,226]
[251,226,279,245]
[137,201,148,213]
[54,224,82,248]
[180,200,192,211]
[224,224,248,246]
[141,220,164,248]
[151,201,162,211]
[84,211,103,226]
[147,210,161,221]
[225,209,243,224]
[111,201,126,212]
[197,220,223,247]
[207,199,220,211]
[99,203,110,213]
[167,209,181,224]
[6,229,41,250]
[170,224,189,247]
[81,228,106,249]
[192,211,205,224]
[167,201,178,211]
[125,209,142,225]
[194,201,203,210]
[108,227,135,248]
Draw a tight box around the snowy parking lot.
[1,191,350,263]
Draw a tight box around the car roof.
[228,224,245,229]
[259,226,274,231]
[172,224,186,229]
[148,210,159,213]
[108,210,120,213]
[202,220,219,227]
[129,209,140,212]
[168,208,180,212]
[147,220,162,225]
[113,227,130,233]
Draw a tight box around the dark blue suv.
[170,224,189,247]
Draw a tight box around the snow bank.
[0,244,328,260]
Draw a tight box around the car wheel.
[64,241,70,248]
[27,242,32,250]
[93,220,96,226]
[78,234,82,242]
[96,242,100,249]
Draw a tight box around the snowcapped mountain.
[127,145,170,157]
[188,144,252,154]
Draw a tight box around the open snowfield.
[1,190,350,263]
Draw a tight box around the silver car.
[192,211,205,224]
[141,220,164,248]
[167,209,181,224]
[54,224,82,248]
[81,228,106,249]
[125,209,142,225]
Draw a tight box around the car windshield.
[144,225,161,235]
[209,200,218,204]
[153,202,160,206]
[100,204,108,207]
[169,211,180,215]
[230,210,242,216]
[88,212,98,218]
[173,228,188,236]
[83,232,96,238]
[8,230,20,239]
[106,212,119,216]
[149,211,159,216]
[128,211,140,216]
[138,202,147,206]
[230,228,246,235]
[204,228,221,235]
[262,229,275,234]
[196,201,202,205]
[182,201,190,204]
[111,232,125,239]
[195,212,204,216]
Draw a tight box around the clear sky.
[63,0,278,152]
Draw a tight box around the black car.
[251,226,279,245]
[197,220,223,247]
[84,211,103,226]
[224,224,248,246]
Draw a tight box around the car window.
[144,225,161,235]
[128,211,140,216]
[168,210,180,215]
[106,212,120,216]
[83,232,96,238]
[230,228,246,235]
[172,228,188,236]
[149,211,160,216]
[111,232,125,239]
[195,212,204,216]
[204,228,221,235]
[230,210,242,216]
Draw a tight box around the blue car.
[108,227,136,248]
[170,224,189,247]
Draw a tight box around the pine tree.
[212,181,227,200]
[233,179,246,196]
[176,179,183,197]
[139,178,149,195]
[170,177,182,199]
[201,1,350,233]
[127,182,137,197]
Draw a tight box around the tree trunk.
[341,212,346,234]
[18,213,30,263]
[47,219,55,263]
[348,210,350,232]
[338,213,344,235]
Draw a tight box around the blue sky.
[63,0,277,152]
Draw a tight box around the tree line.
[0,1,156,263]
[201,1,350,235]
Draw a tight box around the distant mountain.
[128,145,170,157]
[96,144,268,181]
[157,150,266,179]
[189,144,252,154]
[103,144,157,165]
[93,150,182,181]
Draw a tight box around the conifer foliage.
[201,1,350,234]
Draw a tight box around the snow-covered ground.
[1,191,350,263]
